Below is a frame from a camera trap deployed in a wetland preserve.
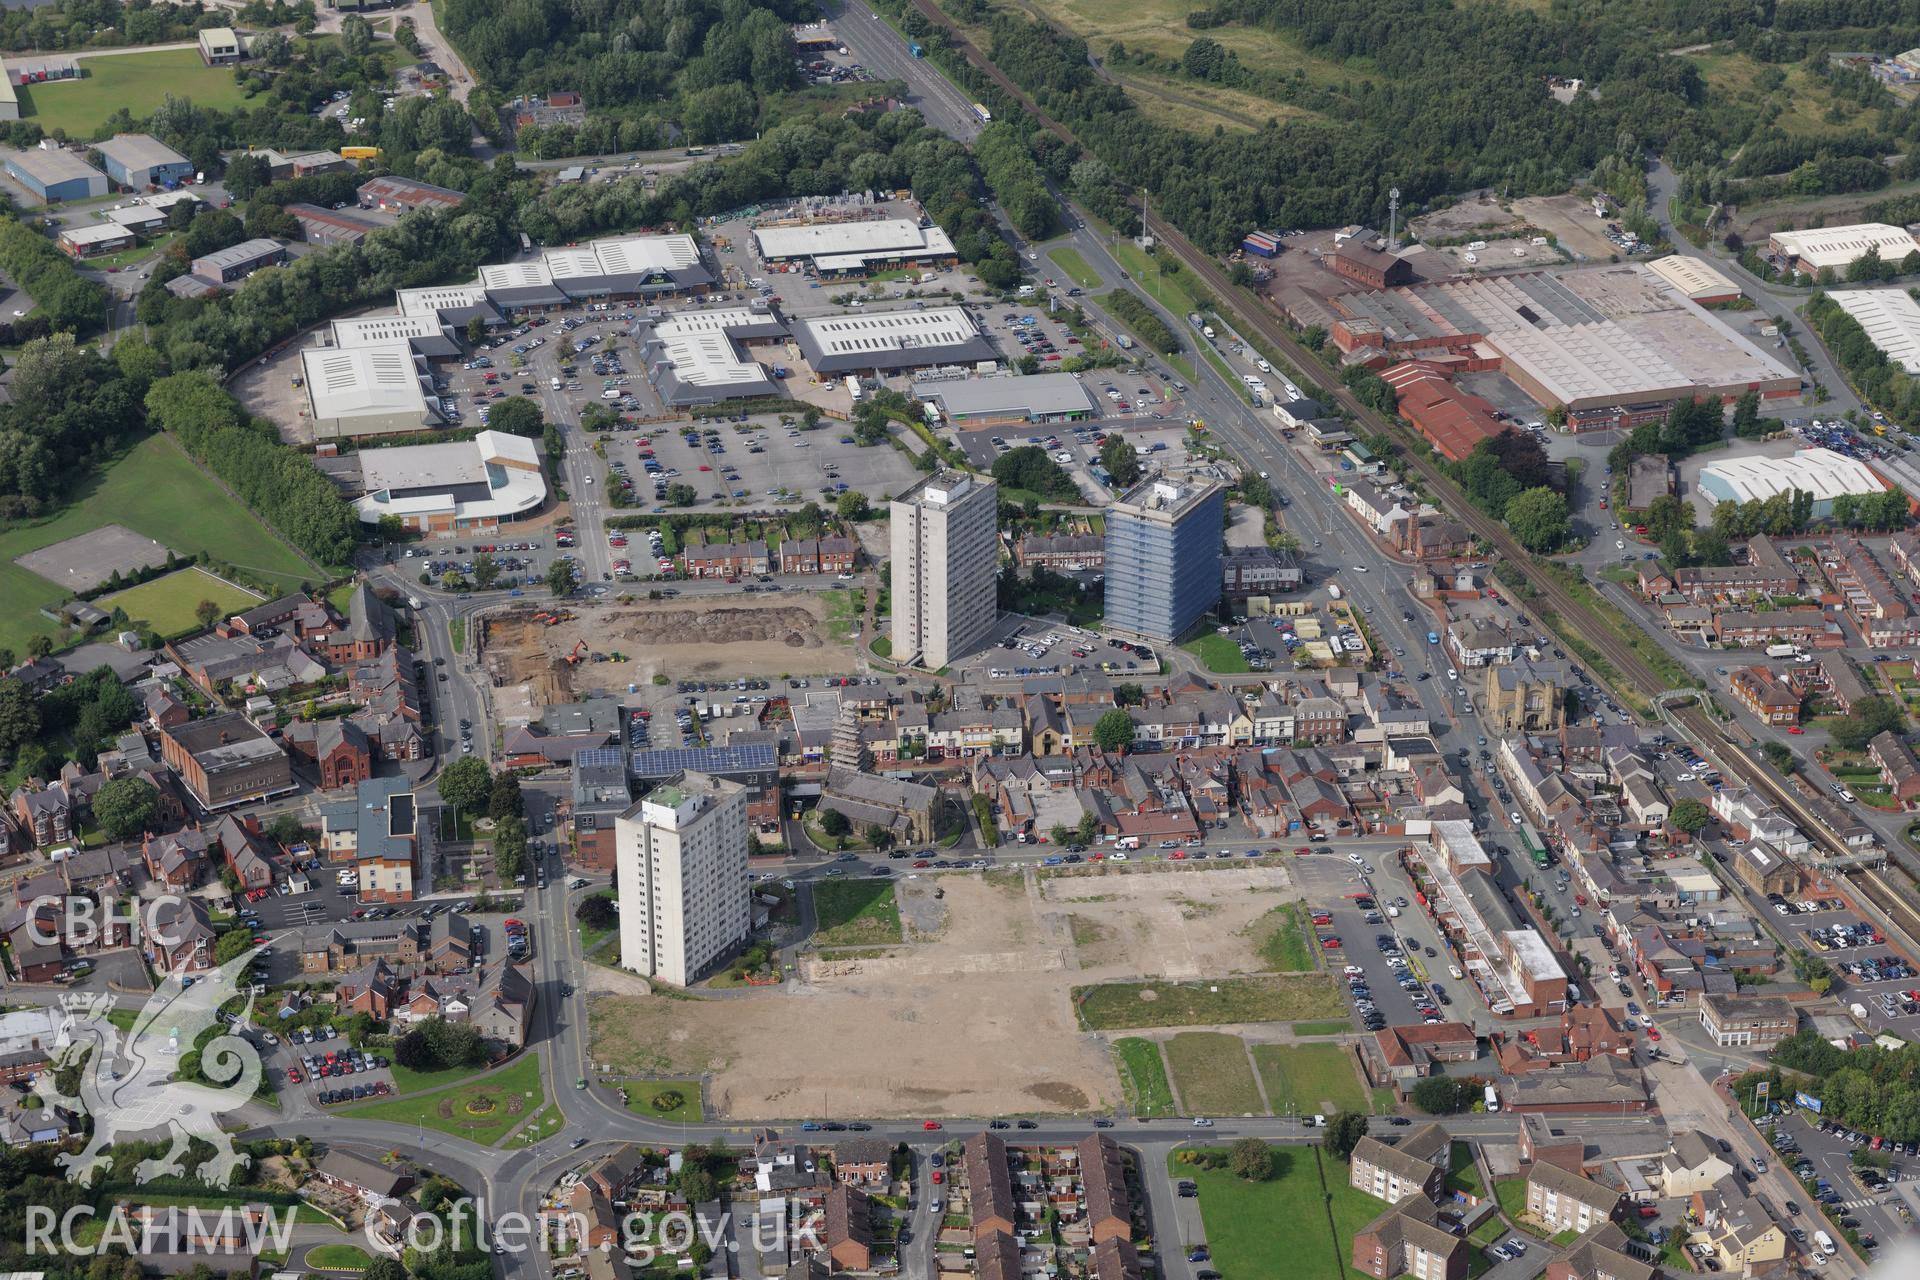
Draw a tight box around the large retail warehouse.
[753,218,959,278]
[790,307,997,376]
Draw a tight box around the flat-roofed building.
[614,771,750,987]
[753,217,958,277]
[198,27,242,64]
[105,203,170,234]
[1769,222,1920,272]
[791,306,996,375]
[1105,475,1226,641]
[2,144,106,201]
[637,306,786,405]
[351,429,546,534]
[396,282,500,328]
[302,342,442,441]
[890,470,998,668]
[253,148,349,180]
[1644,254,1741,305]
[57,221,134,258]
[92,133,192,190]
[160,713,295,811]
[912,372,1094,425]
[1698,993,1797,1048]
[0,76,17,122]
[330,313,462,360]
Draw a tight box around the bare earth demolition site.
[480,593,863,715]
[586,862,1367,1121]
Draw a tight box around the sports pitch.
[0,435,312,656]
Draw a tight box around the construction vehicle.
[563,640,588,666]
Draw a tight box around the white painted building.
[614,771,750,987]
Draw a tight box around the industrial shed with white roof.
[637,306,787,406]
[1644,254,1742,304]
[1697,447,1886,518]
[1825,289,1920,374]
[753,218,958,276]
[301,343,443,441]
[1768,223,1920,272]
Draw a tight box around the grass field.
[623,1078,704,1123]
[1073,974,1344,1030]
[1173,1144,1370,1280]
[0,434,314,657]
[1111,1037,1176,1118]
[386,1057,490,1096]
[1164,1032,1265,1115]
[1291,1021,1351,1037]
[306,1244,373,1272]
[1048,246,1101,287]
[1250,1042,1369,1115]
[18,49,256,136]
[1182,632,1251,673]
[95,568,260,638]
[811,878,903,947]
[340,1052,544,1144]
[1249,902,1314,971]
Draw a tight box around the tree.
[467,316,487,348]
[0,676,41,753]
[1669,797,1711,835]
[547,558,579,597]
[488,772,524,821]
[1114,683,1146,707]
[493,814,529,881]
[863,822,891,849]
[1410,1075,1476,1114]
[1049,823,1074,848]
[92,775,159,840]
[362,1258,407,1280]
[484,396,543,438]
[1761,741,1796,774]
[266,813,306,847]
[836,491,871,521]
[438,755,493,815]
[394,1028,435,1072]
[665,482,697,507]
[576,895,617,930]
[1091,709,1135,753]
[1227,1137,1274,1181]
[26,635,51,661]
[340,13,374,57]
[1789,948,1833,995]
[1505,487,1572,552]
[472,553,500,590]
[214,928,256,965]
[820,808,851,838]
[1325,1111,1371,1161]
[1100,435,1144,487]
[195,598,222,629]
[1828,695,1902,751]
[1732,391,1763,438]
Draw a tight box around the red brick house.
[142,828,210,889]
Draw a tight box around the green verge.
[1049,246,1101,287]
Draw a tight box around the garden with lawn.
[95,568,260,639]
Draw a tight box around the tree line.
[143,371,357,567]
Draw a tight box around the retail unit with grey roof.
[1,144,106,201]
[57,221,135,257]
[752,217,958,277]
[791,306,997,376]
[912,372,1094,425]
[90,133,192,191]
[637,305,788,406]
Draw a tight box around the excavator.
[562,639,588,666]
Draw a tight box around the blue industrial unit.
[1103,476,1228,641]
[93,134,193,192]
[2,145,106,202]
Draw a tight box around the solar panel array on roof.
[576,746,625,771]
[628,743,777,777]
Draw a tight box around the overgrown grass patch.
[1163,1031,1265,1115]
[811,878,903,947]
[1111,1037,1176,1118]
[1250,1042,1369,1115]
[1073,974,1344,1030]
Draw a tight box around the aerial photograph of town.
[13,1,1920,1280]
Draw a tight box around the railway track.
[908,0,1920,951]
